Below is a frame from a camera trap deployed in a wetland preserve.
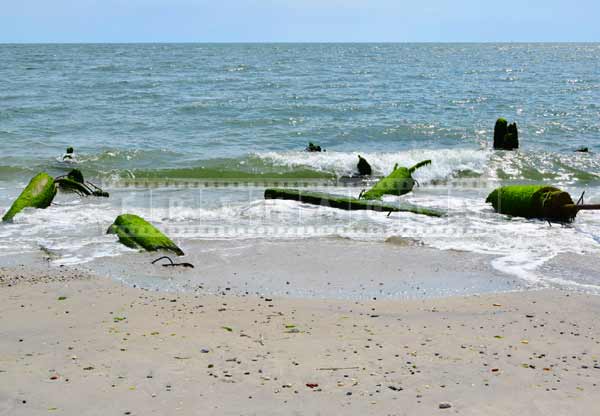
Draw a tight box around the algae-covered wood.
[56,178,92,196]
[361,160,431,200]
[2,173,57,222]
[56,169,109,197]
[265,188,444,217]
[107,214,184,256]
[486,185,578,222]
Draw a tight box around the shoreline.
[1,248,600,414]
[3,238,527,300]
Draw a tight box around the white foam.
[2,169,600,291]
[256,148,490,182]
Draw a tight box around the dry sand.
[1,262,599,415]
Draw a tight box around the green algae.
[264,188,444,217]
[361,160,431,200]
[2,173,57,222]
[486,185,578,222]
[107,214,184,256]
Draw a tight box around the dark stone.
[357,155,372,176]
[306,142,323,152]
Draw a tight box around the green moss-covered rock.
[361,160,431,200]
[107,214,184,256]
[2,173,57,222]
[265,188,444,217]
[357,155,372,176]
[486,185,578,222]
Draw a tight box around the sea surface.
[1,43,600,293]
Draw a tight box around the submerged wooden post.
[493,118,519,150]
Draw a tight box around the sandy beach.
[2,24,600,416]
[1,243,599,415]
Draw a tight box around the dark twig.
[152,256,194,268]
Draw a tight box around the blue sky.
[1,0,598,43]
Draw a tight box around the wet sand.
[1,250,599,415]
[86,238,524,299]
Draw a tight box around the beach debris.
[2,172,57,222]
[486,185,600,222]
[55,169,109,198]
[107,214,184,256]
[151,255,194,268]
[439,402,452,409]
[360,160,431,200]
[264,188,444,217]
[305,142,324,152]
[357,155,372,176]
[493,118,519,150]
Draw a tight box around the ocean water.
[1,43,600,291]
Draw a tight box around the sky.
[1,0,599,43]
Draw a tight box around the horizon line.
[1,40,599,45]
